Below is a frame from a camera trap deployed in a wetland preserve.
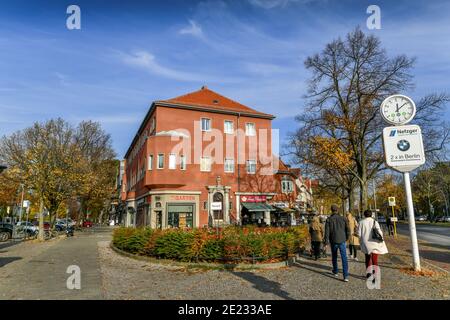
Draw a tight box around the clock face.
[381,95,416,125]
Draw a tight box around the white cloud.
[179,20,204,39]
[120,50,240,83]
[248,0,306,9]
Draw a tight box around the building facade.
[121,87,307,228]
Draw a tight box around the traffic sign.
[391,217,398,222]
[382,124,425,173]
[388,197,396,206]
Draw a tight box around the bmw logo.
[397,140,410,152]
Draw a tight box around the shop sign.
[169,195,196,201]
[241,195,266,203]
[211,202,222,210]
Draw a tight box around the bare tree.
[289,27,449,212]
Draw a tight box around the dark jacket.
[324,213,350,245]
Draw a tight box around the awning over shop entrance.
[241,202,277,212]
[275,207,296,213]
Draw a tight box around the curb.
[110,242,293,270]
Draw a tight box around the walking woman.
[357,210,388,278]
[346,212,360,261]
[309,214,324,260]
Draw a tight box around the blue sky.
[1,0,449,159]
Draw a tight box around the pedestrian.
[324,204,350,282]
[357,210,388,279]
[386,216,393,236]
[309,213,324,260]
[346,212,360,261]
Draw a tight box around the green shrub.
[112,225,309,263]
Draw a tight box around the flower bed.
[112,225,309,264]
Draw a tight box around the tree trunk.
[348,187,354,213]
[38,198,44,241]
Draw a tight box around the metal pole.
[403,172,421,271]
[391,205,397,238]
[373,179,377,214]
[19,184,24,223]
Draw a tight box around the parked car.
[54,221,67,231]
[16,221,39,233]
[0,223,13,241]
[435,216,450,223]
[16,221,39,237]
[415,215,427,221]
[82,220,93,228]
[377,216,386,223]
[56,218,76,227]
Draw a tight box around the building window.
[246,160,256,174]
[201,118,211,131]
[245,123,256,136]
[148,155,153,170]
[169,153,176,170]
[224,158,234,173]
[157,154,164,169]
[200,157,211,172]
[180,155,186,170]
[224,120,234,134]
[282,178,294,193]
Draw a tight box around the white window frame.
[224,158,234,173]
[224,120,234,134]
[157,154,164,169]
[180,155,186,170]
[148,154,153,170]
[246,160,256,174]
[245,122,256,136]
[200,157,211,172]
[169,153,176,170]
[282,180,294,193]
[201,118,211,132]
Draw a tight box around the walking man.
[324,204,350,282]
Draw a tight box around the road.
[396,222,450,248]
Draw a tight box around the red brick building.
[121,86,309,228]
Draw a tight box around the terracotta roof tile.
[157,86,274,118]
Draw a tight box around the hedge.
[113,225,309,263]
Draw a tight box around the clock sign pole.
[380,94,423,271]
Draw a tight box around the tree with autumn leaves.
[289,27,449,213]
[0,118,117,240]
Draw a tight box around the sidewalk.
[384,233,450,273]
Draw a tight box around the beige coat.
[357,217,389,255]
[346,214,360,246]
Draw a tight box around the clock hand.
[397,102,408,111]
[395,103,399,113]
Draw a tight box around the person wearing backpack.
[309,213,324,260]
[357,210,389,278]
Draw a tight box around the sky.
[1,0,449,159]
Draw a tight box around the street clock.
[380,94,416,125]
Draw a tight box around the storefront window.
[167,204,194,228]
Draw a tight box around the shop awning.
[242,202,276,212]
[275,207,296,213]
